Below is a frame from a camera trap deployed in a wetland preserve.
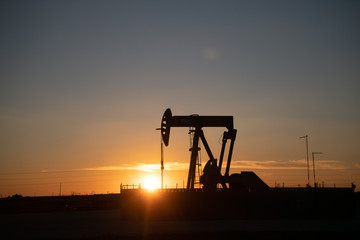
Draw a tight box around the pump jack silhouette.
[160,108,269,192]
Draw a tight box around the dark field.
[1,190,359,239]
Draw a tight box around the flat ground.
[1,209,359,239]
[1,191,359,239]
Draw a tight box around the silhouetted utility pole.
[156,128,164,190]
[300,135,310,187]
[312,152,322,187]
[160,136,164,190]
[59,182,62,196]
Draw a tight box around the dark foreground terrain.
[1,190,359,239]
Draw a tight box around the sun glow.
[142,176,159,191]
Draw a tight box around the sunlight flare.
[142,176,160,191]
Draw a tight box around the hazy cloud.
[231,159,352,170]
[41,162,189,173]
[41,159,357,174]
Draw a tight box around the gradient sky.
[1,0,360,196]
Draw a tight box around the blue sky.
[1,0,359,195]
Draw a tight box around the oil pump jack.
[161,108,269,192]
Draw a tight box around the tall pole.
[312,152,322,187]
[160,135,164,190]
[306,136,309,187]
[300,135,310,187]
[156,128,164,190]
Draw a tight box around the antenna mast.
[300,135,310,187]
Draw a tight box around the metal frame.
[161,108,237,190]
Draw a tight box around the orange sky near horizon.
[1,125,359,197]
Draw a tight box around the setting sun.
[142,176,159,191]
